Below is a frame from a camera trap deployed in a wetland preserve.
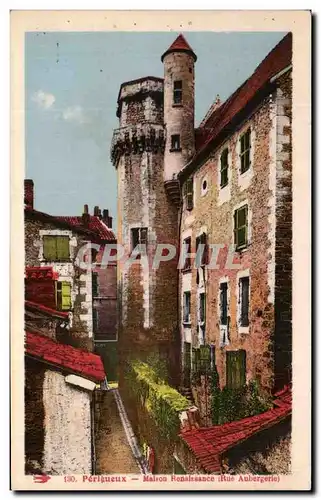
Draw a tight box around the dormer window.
[170,134,181,152]
[173,80,182,105]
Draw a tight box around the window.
[196,232,209,267]
[220,148,229,188]
[234,205,248,250]
[226,350,246,389]
[43,235,70,261]
[56,281,71,311]
[240,128,251,174]
[183,291,191,324]
[182,237,192,272]
[92,272,99,297]
[173,80,182,105]
[131,227,148,250]
[220,282,228,325]
[183,178,194,211]
[200,345,211,372]
[239,276,250,327]
[170,134,181,151]
[199,292,205,324]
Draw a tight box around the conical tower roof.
[161,34,197,62]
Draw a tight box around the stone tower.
[162,34,197,203]
[111,35,197,391]
[111,75,179,388]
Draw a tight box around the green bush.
[127,360,190,440]
[210,372,272,425]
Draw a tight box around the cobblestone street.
[95,389,143,474]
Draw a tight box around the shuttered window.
[182,237,192,272]
[220,148,229,188]
[234,205,248,250]
[43,235,70,261]
[240,128,251,173]
[184,178,194,211]
[56,281,72,311]
[226,350,246,389]
[199,345,211,372]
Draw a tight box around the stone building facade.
[112,32,292,453]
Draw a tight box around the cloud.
[62,105,88,124]
[32,90,55,109]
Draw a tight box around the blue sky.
[25,31,286,222]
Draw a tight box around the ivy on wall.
[126,360,190,440]
[210,368,273,425]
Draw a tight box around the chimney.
[82,204,90,227]
[24,179,34,209]
[98,208,102,219]
[94,206,99,217]
[102,209,112,228]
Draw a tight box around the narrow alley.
[94,388,146,475]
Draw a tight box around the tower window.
[170,134,181,151]
[183,292,191,324]
[173,80,182,104]
[220,282,228,325]
[131,227,148,250]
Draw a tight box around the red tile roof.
[55,215,116,242]
[25,300,69,319]
[25,206,99,240]
[25,331,106,383]
[182,32,292,177]
[180,388,291,474]
[161,34,197,62]
[25,266,58,280]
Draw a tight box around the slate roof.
[179,387,292,474]
[161,34,197,62]
[25,331,106,383]
[180,32,292,179]
[55,215,116,242]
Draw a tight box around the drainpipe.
[90,393,96,475]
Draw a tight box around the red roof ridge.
[179,389,292,474]
[55,214,116,242]
[161,33,197,62]
[183,32,292,176]
[25,331,106,383]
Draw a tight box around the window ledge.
[239,167,251,175]
[183,322,191,328]
[238,326,249,334]
[172,103,183,108]
[170,148,182,153]
[220,182,229,190]
[235,244,249,254]
[181,267,192,274]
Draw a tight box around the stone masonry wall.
[42,369,92,475]
[25,217,93,351]
[180,85,291,394]
[115,79,180,390]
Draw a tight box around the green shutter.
[43,236,57,260]
[61,282,71,310]
[56,236,70,260]
[226,350,246,389]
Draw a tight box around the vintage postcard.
[10,10,311,491]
